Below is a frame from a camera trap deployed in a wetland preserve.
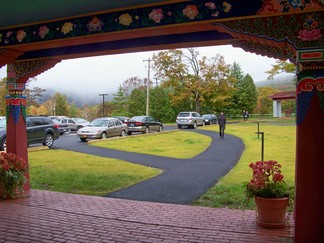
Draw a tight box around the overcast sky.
[0,45,277,99]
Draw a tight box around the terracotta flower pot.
[254,196,289,228]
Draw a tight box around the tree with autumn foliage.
[153,49,235,114]
[266,60,296,80]
[255,87,280,116]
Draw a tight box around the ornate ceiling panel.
[0,0,323,66]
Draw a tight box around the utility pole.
[143,58,151,116]
[99,93,108,117]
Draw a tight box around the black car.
[125,116,163,135]
[202,114,217,125]
[0,116,60,151]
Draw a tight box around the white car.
[60,117,89,131]
[176,112,205,129]
[77,117,127,141]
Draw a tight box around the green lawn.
[29,150,162,195]
[194,122,295,208]
[89,130,212,158]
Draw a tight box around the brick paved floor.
[0,190,294,243]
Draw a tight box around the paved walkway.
[0,190,294,242]
[67,129,245,204]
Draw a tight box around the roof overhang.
[0,1,323,68]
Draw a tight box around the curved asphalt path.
[65,128,245,205]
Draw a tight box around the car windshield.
[178,113,190,117]
[130,116,145,122]
[73,118,87,123]
[89,119,108,127]
[202,115,211,118]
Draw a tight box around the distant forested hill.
[255,73,296,91]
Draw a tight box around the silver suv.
[176,112,205,129]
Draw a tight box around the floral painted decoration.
[149,9,164,23]
[297,15,322,41]
[16,30,26,42]
[183,5,199,20]
[38,26,49,39]
[61,22,74,35]
[87,16,104,32]
[119,13,133,26]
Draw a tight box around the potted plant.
[242,160,294,228]
[0,152,28,199]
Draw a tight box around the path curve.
[66,129,245,204]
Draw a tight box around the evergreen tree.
[110,85,129,116]
[53,93,69,116]
[128,88,146,117]
[150,86,175,122]
[239,74,258,115]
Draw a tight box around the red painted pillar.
[295,50,324,242]
[5,63,30,197]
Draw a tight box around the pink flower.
[6,31,13,38]
[205,2,216,9]
[149,9,164,23]
[38,25,49,39]
[183,5,199,20]
[16,30,26,42]
[297,29,322,41]
[212,11,219,17]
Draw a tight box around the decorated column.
[6,63,29,196]
[295,49,324,242]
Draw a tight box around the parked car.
[60,117,89,131]
[51,119,71,135]
[77,117,127,141]
[0,116,60,151]
[202,114,217,125]
[176,111,205,129]
[114,116,129,123]
[125,116,163,135]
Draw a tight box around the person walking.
[218,112,226,139]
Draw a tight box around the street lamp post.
[143,58,151,116]
[99,93,108,117]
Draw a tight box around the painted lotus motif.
[149,9,164,23]
[298,29,322,41]
[183,5,199,20]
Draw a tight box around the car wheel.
[120,130,126,136]
[193,122,197,129]
[0,138,6,151]
[178,125,182,129]
[43,134,54,148]
[144,126,149,134]
[80,138,87,142]
[100,132,107,139]
[158,125,163,132]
